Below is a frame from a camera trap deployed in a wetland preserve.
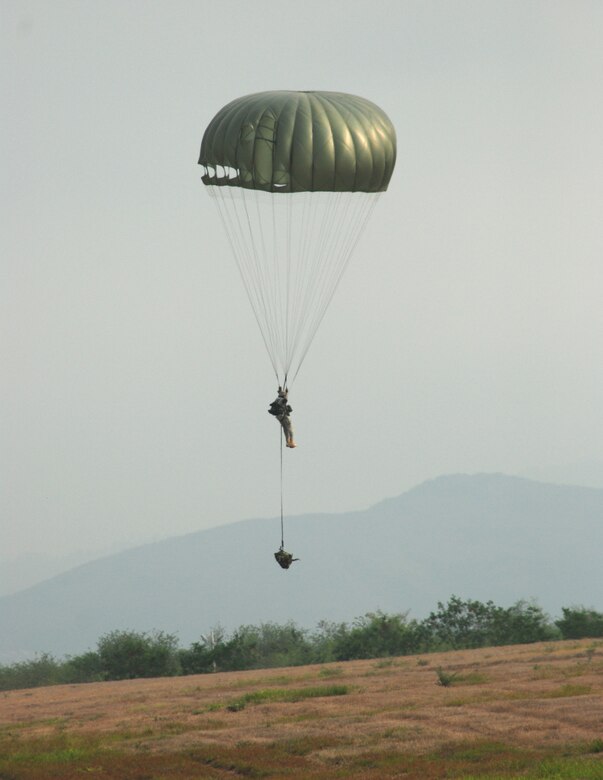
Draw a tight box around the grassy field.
[1,638,602,779]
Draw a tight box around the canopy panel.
[199,91,396,194]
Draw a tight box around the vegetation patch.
[0,732,108,768]
[436,667,488,687]
[373,658,398,669]
[226,684,350,711]
[526,757,603,778]
[0,717,68,734]
[318,665,344,678]
[338,742,542,777]
[503,683,593,704]
[543,683,592,698]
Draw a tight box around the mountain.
[2,473,602,662]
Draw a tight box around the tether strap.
[279,426,284,549]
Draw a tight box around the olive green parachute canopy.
[199,90,397,383]
[199,91,396,193]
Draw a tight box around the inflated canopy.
[199,90,396,193]
[199,90,397,383]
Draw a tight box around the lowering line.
[273,382,299,570]
[280,428,284,550]
[279,375,287,550]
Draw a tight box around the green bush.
[60,651,103,683]
[217,622,315,671]
[0,653,62,691]
[424,596,558,650]
[179,626,226,675]
[330,611,425,660]
[488,600,559,645]
[556,606,603,639]
[435,667,459,687]
[97,630,181,680]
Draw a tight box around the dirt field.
[1,638,603,778]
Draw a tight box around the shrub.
[424,596,558,650]
[488,600,559,645]
[435,667,459,687]
[179,626,226,675]
[330,611,425,661]
[96,630,181,680]
[556,607,603,639]
[424,596,497,650]
[0,653,62,691]
[60,651,103,683]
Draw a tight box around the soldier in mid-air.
[268,387,296,448]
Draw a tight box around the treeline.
[2,598,602,692]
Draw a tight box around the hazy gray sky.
[3,1,603,586]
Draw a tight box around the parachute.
[199,91,396,566]
[199,90,396,386]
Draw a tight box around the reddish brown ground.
[1,639,602,778]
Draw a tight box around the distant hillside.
[1,473,602,662]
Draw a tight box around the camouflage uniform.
[268,387,296,448]
[274,548,299,569]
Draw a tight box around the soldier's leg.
[284,418,296,448]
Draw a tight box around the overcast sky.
[2,0,603,589]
